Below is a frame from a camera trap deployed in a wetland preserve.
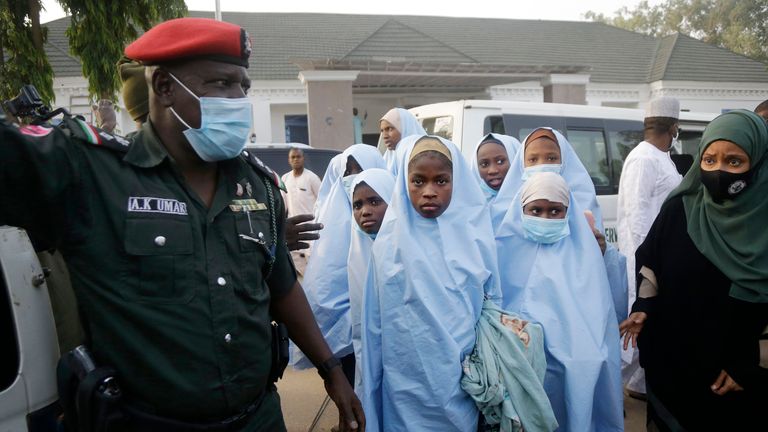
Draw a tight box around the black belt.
[120,391,268,432]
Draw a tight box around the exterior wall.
[650,80,768,113]
[52,75,768,144]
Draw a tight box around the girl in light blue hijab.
[377,108,427,175]
[292,144,385,370]
[361,135,501,432]
[314,152,346,218]
[496,172,623,432]
[347,168,395,393]
[470,133,522,202]
[493,128,628,323]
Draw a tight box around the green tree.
[0,0,54,104]
[0,0,186,106]
[59,0,187,101]
[585,0,768,63]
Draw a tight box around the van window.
[566,129,611,187]
[502,115,565,143]
[605,120,644,186]
[0,260,20,392]
[484,115,505,135]
[420,116,453,140]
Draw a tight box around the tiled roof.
[44,11,768,84]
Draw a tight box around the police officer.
[0,17,362,431]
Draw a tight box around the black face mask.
[700,168,752,202]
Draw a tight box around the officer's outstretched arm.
[0,116,78,244]
[272,283,365,432]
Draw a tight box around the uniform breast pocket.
[123,218,195,304]
[234,210,272,254]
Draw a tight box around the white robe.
[616,140,682,392]
[281,168,321,274]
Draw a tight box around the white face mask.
[168,73,253,162]
[669,130,681,154]
[522,163,562,180]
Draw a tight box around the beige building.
[45,12,768,149]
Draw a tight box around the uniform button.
[224,333,232,343]
[154,236,166,247]
[242,151,250,157]
[217,277,226,286]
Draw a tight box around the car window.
[502,114,565,143]
[0,259,20,392]
[605,120,644,186]
[484,115,505,135]
[420,116,453,140]
[566,129,611,187]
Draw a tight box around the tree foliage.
[0,0,186,105]
[0,0,54,104]
[585,0,768,63]
[59,0,187,100]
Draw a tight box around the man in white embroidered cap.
[616,96,682,400]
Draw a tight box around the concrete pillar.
[298,70,360,151]
[541,74,590,105]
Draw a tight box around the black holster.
[57,346,123,432]
[270,321,289,383]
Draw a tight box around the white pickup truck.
[0,226,60,431]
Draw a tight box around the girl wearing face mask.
[291,144,384,382]
[360,135,501,431]
[620,110,768,431]
[493,128,629,325]
[495,172,623,432]
[470,133,522,202]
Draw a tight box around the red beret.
[125,17,251,68]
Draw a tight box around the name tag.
[230,199,267,212]
[127,197,188,215]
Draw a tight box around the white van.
[409,100,716,243]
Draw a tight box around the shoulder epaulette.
[241,149,287,192]
[64,116,131,152]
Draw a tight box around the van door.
[0,227,60,431]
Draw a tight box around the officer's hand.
[324,367,365,431]
[285,214,323,251]
[711,370,744,396]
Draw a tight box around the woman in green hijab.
[619,109,767,430]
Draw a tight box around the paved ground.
[277,368,647,431]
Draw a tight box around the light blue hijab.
[314,152,346,218]
[491,127,627,323]
[495,173,623,432]
[469,133,522,202]
[361,135,502,432]
[292,144,385,369]
[492,128,603,231]
[347,168,395,392]
[377,108,427,175]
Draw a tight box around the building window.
[285,115,308,144]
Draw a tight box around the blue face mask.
[479,180,498,200]
[521,214,570,244]
[522,163,562,180]
[168,73,253,162]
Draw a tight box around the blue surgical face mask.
[168,73,253,162]
[521,214,570,244]
[479,180,498,201]
[342,174,358,200]
[522,163,562,180]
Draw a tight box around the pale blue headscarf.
[491,127,628,323]
[347,168,395,392]
[495,173,623,432]
[292,144,385,369]
[377,108,427,175]
[492,128,603,231]
[361,135,502,432]
[470,133,522,202]
[314,153,346,218]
